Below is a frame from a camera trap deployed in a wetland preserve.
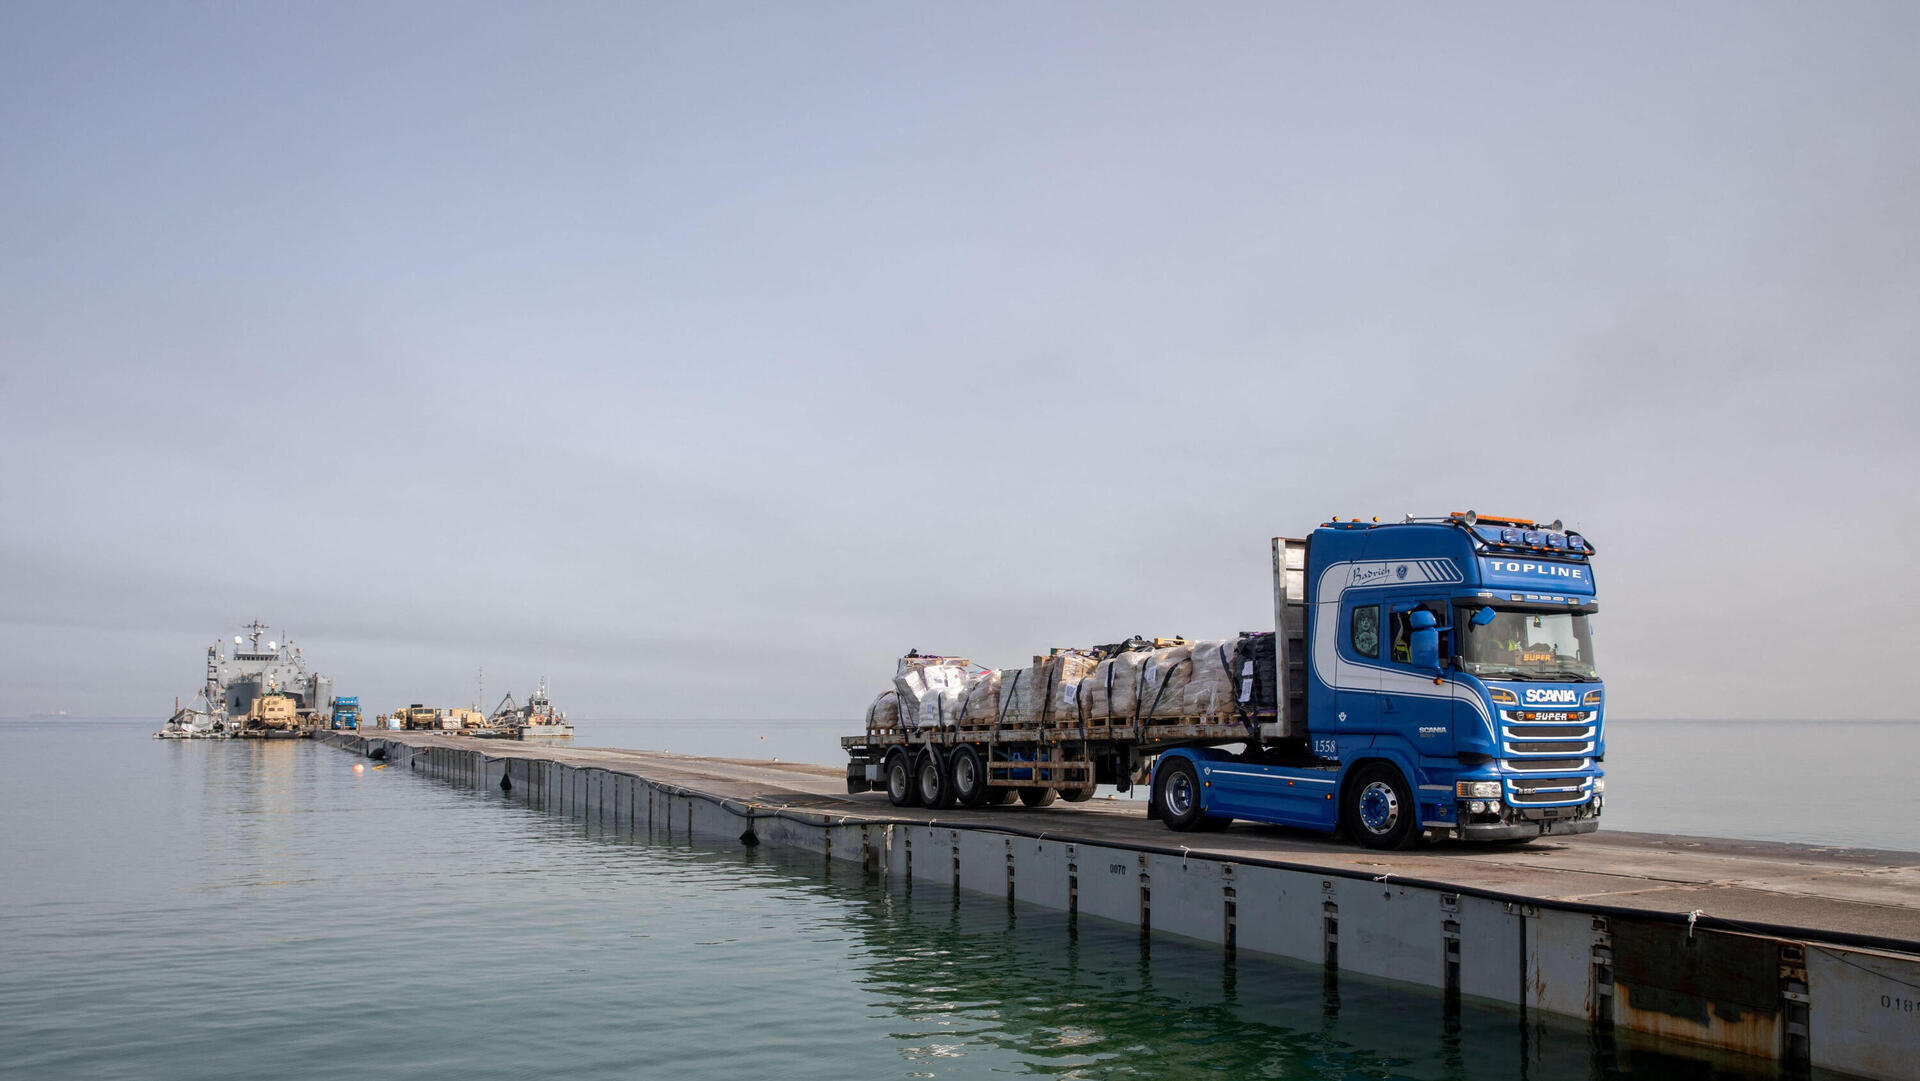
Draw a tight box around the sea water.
[1,718,1906,1080]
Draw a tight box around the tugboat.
[155,622,337,739]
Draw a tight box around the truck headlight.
[1468,800,1487,813]
[1456,781,1501,799]
[1592,778,1605,793]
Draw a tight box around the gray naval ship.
[156,621,336,739]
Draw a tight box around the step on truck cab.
[1154,512,1605,847]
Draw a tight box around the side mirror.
[1410,627,1439,669]
[1471,606,1497,627]
[1408,609,1440,669]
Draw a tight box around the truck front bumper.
[1455,816,1600,841]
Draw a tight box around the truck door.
[1334,598,1385,744]
[1385,598,1455,758]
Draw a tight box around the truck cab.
[1155,513,1605,847]
[330,696,360,730]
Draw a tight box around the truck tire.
[1017,786,1058,808]
[1343,763,1418,850]
[885,750,920,808]
[986,788,1018,806]
[916,749,956,809]
[949,745,989,807]
[1059,786,1095,803]
[1153,757,1206,831]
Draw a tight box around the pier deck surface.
[371,732,1920,947]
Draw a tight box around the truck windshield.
[1459,607,1598,682]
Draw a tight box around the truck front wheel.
[885,750,920,808]
[1154,757,1206,831]
[1343,763,1418,850]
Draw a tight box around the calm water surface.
[1,719,1901,1080]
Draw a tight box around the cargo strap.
[1077,676,1090,745]
[1218,642,1256,735]
[1142,658,1189,722]
[994,669,1022,743]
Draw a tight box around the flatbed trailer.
[843,714,1314,808]
[844,513,1610,849]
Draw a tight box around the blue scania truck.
[843,511,1604,848]
[1150,511,1604,848]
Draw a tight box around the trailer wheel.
[1153,757,1206,831]
[885,750,920,808]
[986,788,1018,806]
[916,749,956,809]
[1059,786,1095,803]
[1017,786,1058,808]
[949,745,989,807]
[1343,763,1418,850]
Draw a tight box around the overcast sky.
[3,3,1915,722]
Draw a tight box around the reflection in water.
[612,808,1788,1081]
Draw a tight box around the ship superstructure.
[157,622,336,739]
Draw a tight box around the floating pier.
[326,730,1920,1081]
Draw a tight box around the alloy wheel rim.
[1166,772,1195,816]
[1359,780,1399,833]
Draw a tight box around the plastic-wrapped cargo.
[1235,631,1278,711]
[996,665,1044,728]
[959,668,1001,728]
[1179,639,1238,717]
[865,689,902,733]
[1043,650,1100,728]
[1082,650,1143,722]
[1079,657,1117,722]
[1136,643,1193,721]
[894,659,972,730]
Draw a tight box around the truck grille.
[1503,757,1588,773]
[1511,724,1587,738]
[1500,716,1597,759]
[1506,774,1592,806]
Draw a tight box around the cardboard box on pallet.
[1043,650,1101,730]
[998,650,1099,729]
